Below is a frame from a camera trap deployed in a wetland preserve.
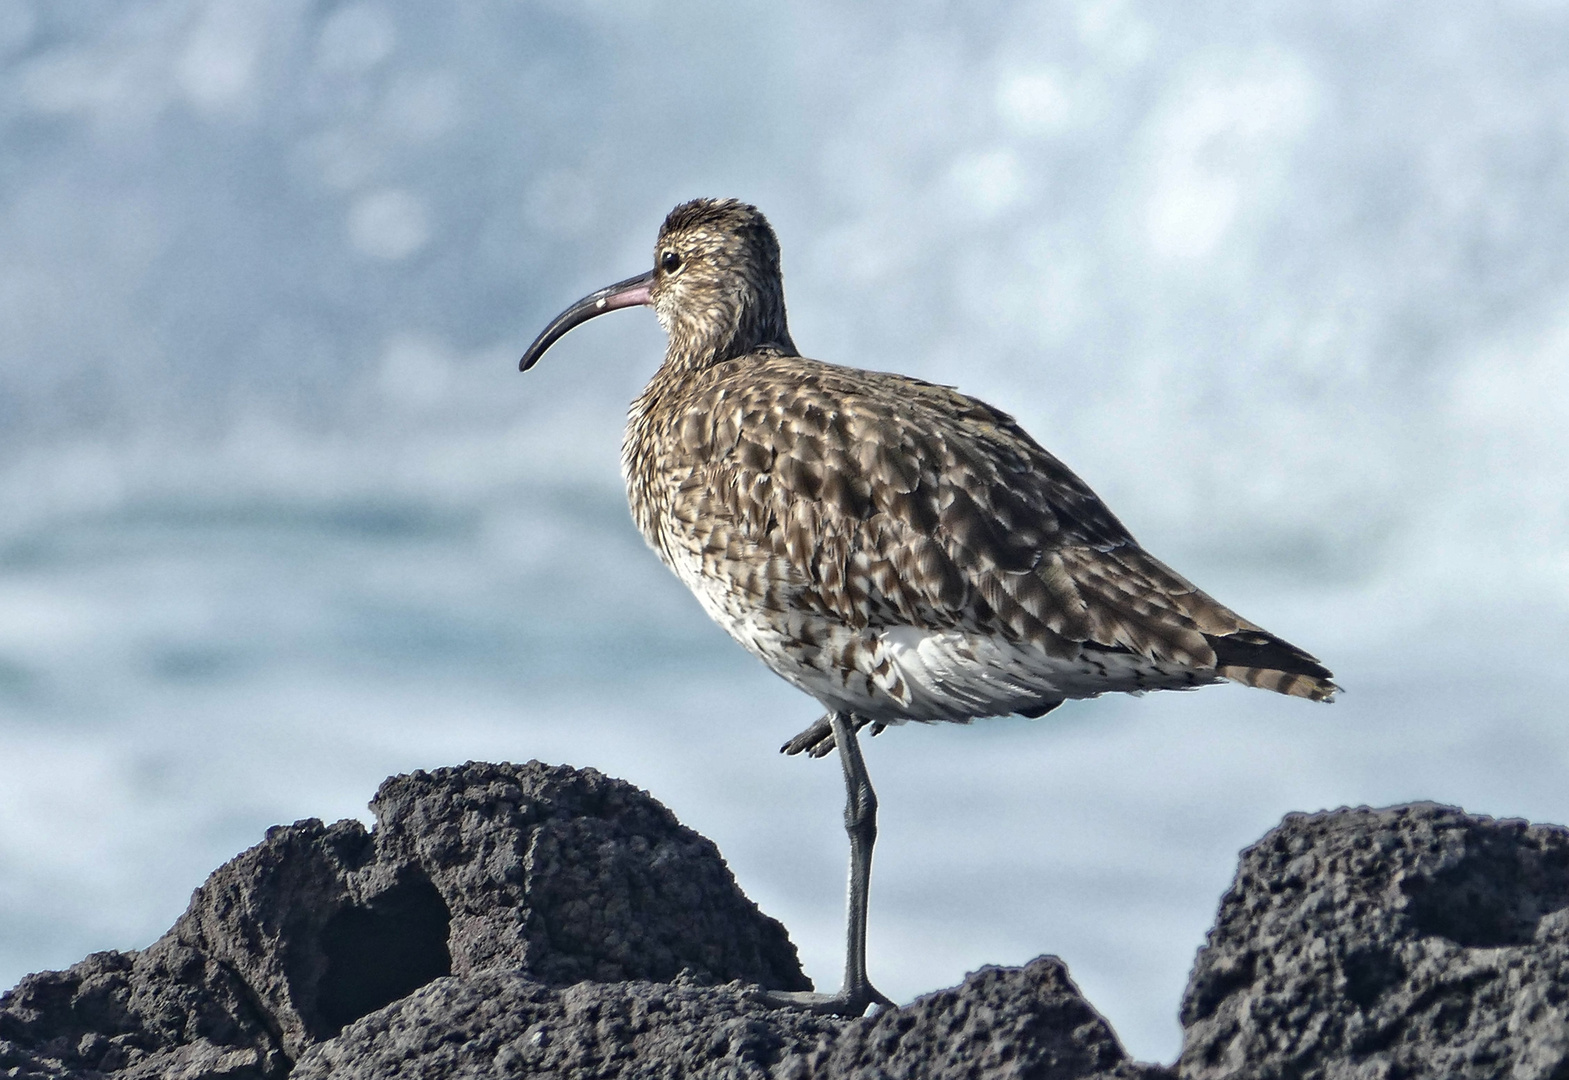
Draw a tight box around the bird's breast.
[620,388,676,561]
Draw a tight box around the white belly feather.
[658,524,1217,725]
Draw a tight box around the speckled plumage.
[520,197,1336,1015]
[617,199,1335,748]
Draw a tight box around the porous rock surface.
[1181,803,1569,1079]
[0,761,1157,1079]
[0,761,810,1078]
[10,765,1569,1079]
[291,957,1164,1080]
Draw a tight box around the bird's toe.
[780,715,835,756]
[750,985,894,1018]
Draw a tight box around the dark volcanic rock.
[0,759,1162,1079]
[783,957,1169,1080]
[0,756,1158,1078]
[1179,803,1569,1080]
[291,958,1165,1080]
[0,943,287,1079]
[27,764,1569,1079]
[1,761,808,1078]
[366,762,808,991]
[290,971,840,1080]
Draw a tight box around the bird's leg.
[759,712,896,1017]
[833,710,895,1013]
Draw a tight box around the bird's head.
[519,198,796,373]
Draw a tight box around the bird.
[518,197,1337,1017]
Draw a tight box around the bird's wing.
[665,356,1335,700]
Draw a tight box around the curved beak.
[518,269,655,372]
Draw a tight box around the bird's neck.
[660,295,797,374]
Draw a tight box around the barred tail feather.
[1208,631,1340,702]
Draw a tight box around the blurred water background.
[2,0,1569,1062]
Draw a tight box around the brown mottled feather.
[616,200,1336,750]
[636,354,1328,685]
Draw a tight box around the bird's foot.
[751,983,895,1018]
[780,714,885,758]
[780,716,836,757]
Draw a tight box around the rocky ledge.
[3,762,1568,1079]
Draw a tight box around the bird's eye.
[660,250,682,273]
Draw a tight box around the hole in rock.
[1407,880,1535,948]
[317,875,453,1034]
[1403,835,1569,949]
[1342,946,1405,1010]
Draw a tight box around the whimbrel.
[519,198,1337,1017]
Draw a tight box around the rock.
[780,957,1170,1080]
[290,972,840,1080]
[292,957,1164,1080]
[30,765,1569,1078]
[2,761,809,1077]
[1179,802,1569,1080]
[3,760,1156,1078]
[0,942,289,1079]
[366,762,806,989]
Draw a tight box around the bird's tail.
[1207,631,1340,702]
